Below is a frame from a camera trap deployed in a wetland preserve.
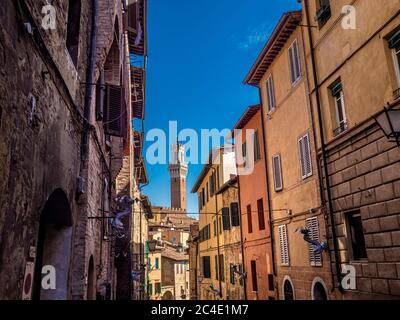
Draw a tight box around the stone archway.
[33,189,73,300]
[87,255,96,300]
[162,291,174,300]
[311,277,329,300]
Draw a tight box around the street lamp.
[373,106,400,147]
[147,240,157,253]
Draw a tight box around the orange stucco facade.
[235,106,276,300]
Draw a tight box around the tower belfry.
[168,143,188,210]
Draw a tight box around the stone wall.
[325,119,400,299]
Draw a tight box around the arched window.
[311,277,329,300]
[283,276,295,300]
[66,0,81,66]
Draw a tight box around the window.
[389,30,400,92]
[247,205,253,234]
[213,219,217,237]
[66,0,81,66]
[268,274,274,292]
[104,85,124,137]
[272,155,283,191]
[257,199,265,231]
[215,255,219,280]
[202,256,211,278]
[346,211,367,260]
[242,141,247,168]
[230,202,240,227]
[278,225,290,266]
[155,258,159,269]
[266,75,276,112]
[298,133,313,179]
[222,207,231,231]
[219,217,223,234]
[306,217,322,266]
[288,40,301,85]
[229,264,235,285]
[331,81,347,135]
[283,279,294,300]
[206,182,209,202]
[155,283,161,294]
[202,188,205,207]
[149,283,153,296]
[253,130,261,162]
[316,0,331,27]
[250,260,258,292]
[219,255,225,282]
[209,174,215,196]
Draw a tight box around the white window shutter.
[272,155,283,191]
[306,217,322,267]
[299,133,312,179]
[278,225,289,266]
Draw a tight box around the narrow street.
[0,0,400,308]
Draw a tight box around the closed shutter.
[96,71,105,120]
[306,217,322,267]
[242,142,247,168]
[299,133,312,179]
[215,255,219,280]
[272,155,283,191]
[254,130,261,161]
[230,264,235,285]
[219,255,225,281]
[222,207,231,230]
[230,202,240,226]
[266,75,276,112]
[203,256,211,278]
[289,40,301,84]
[278,225,290,266]
[104,85,123,136]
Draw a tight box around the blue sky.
[143,0,301,216]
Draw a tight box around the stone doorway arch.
[162,291,174,300]
[33,189,73,300]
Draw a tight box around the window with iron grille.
[272,155,283,191]
[298,133,313,179]
[330,81,347,136]
[278,225,290,266]
[306,217,322,267]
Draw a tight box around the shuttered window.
[306,217,322,267]
[229,264,235,285]
[272,155,283,191]
[253,130,261,161]
[250,260,258,292]
[215,255,219,280]
[247,205,253,234]
[266,75,276,112]
[104,85,124,136]
[230,202,240,227]
[288,39,301,85]
[222,207,231,231]
[96,71,105,120]
[219,255,225,281]
[242,141,247,168]
[298,133,313,179]
[278,225,290,266]
[202,256,211,278]
[257,199,265,231]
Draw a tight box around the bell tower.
[168,143,188,210]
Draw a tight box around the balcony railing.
[333,121,348,136]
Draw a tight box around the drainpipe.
[234,166,247,300]
[81,0,98,163]
[303,0,342,291]
[258,95,278,299]
[211,166,223,298]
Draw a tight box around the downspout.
[303,0,342,291]
[211,166,222,298]
[258,95,278,299]
[81,0,98,163]
[234,167,247,299]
